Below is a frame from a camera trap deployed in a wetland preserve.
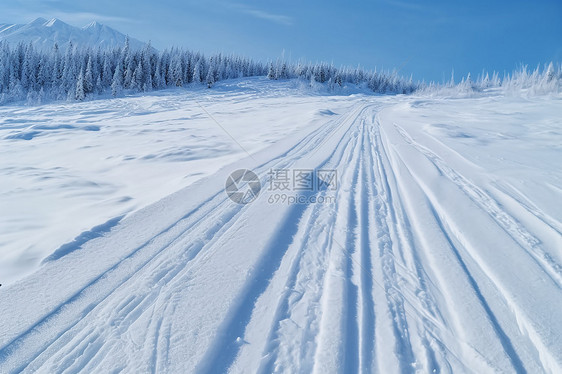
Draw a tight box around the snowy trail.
[1,94,561,373]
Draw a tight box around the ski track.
[1,97,561,373]
[391,122,562,288]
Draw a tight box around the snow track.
[1,95,561,373]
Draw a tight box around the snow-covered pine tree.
[62,42,76,95]
[50,43,62,97]
[124,58,135,89]
[75,68,85,100]
[171,55,183,87]
[279,62,288,79]
[95,75,103,94]
[153,56,164,89]
[37,55,51,90]
[84,56,94,94]
[267,62,276,80]
[111,60,123,97]
[183,50,193,84]
[546,62,555,82]
[142,44,153,91]
[101,55,112,87]
[21,43,36,91]
[192,58,202,84]
[206,58,215,88]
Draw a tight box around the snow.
[0,81,561,373]
[0,78,360,284]
[0,18,144,50]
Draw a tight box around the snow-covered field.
[0,80,561,373]
[0,79,360,284]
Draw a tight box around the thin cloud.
[229,4,293,26]
[242,9,292,25]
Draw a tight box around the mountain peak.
[0,17,146,51]
[29,17,48,26]
[83,21,102,29]
[45,18,68,28]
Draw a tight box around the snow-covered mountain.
[0,17,145,50]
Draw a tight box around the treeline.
[265,60,416,94]
[0,39,418,104]
[420,63,562,96]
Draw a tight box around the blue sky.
[2,0,561,82]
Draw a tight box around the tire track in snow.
[390,119,562,371]
[248,109,368,374]
[356,120,376,373]
[379,117,554,372]
[196,188,322,374]
[219,106,371,374]
[311,114,365,374]
[340,118,365,374]
[392,123,562,288]
[368,117,448,373]
[210,105,370,374]
[14,195,246,373]
[130,104,366,373]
